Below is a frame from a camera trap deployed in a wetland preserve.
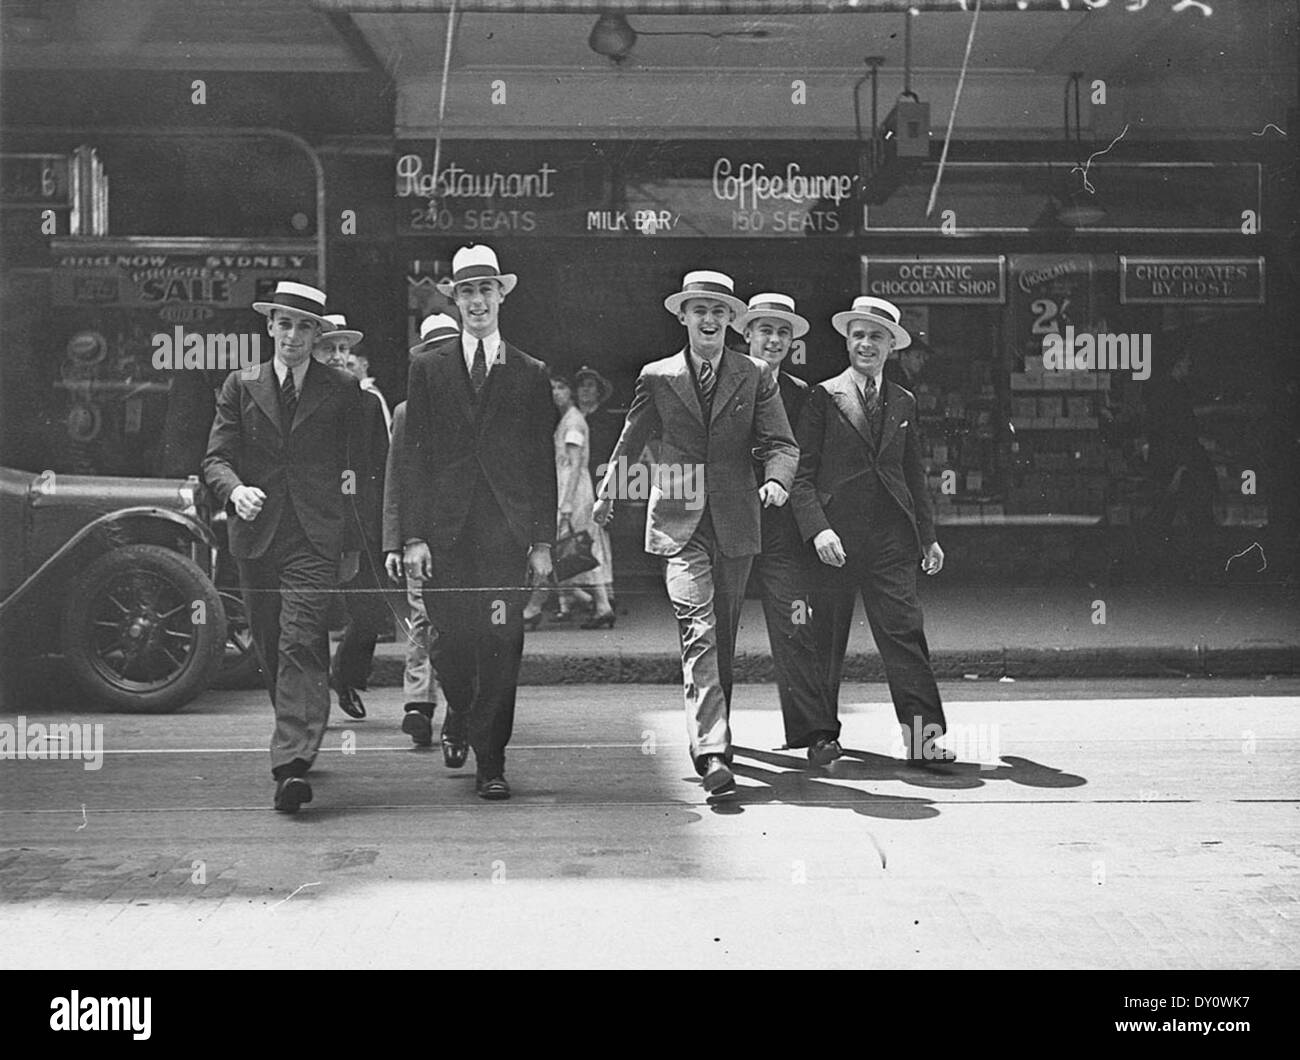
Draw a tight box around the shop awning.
[314,1,1082,12]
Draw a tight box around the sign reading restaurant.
[395,140,859,238]
[862,256,1006,304]
[1119,257,1264,304]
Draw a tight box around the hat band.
[679,281,735,298]
[268,292,327,315]
[748,301,796,316]
[451,264,503,284]
[854,306,900,326]
[420,327,458,343]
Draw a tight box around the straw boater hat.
[831,295,911,349]
[435,245,517,297]
[409,312,461,356]
[574,364,614,405]
[663,270,747,320]
[319,313,363,346]
[734,292,810,338]
[252,281,333,328]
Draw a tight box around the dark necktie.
[697,356,717,416]
[280,368,298,425]
[860,377,881,444]
[470,339,488,394]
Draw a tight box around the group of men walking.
[203,244,953,814]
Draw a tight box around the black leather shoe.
[808,736,843,767]
[476,775,511,800]
[336,683,366,720]
[274,777,312,814]
[701,755,736,795]
[402,710,433,747]
[441,733,469,769]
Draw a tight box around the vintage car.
[0,464,252,712]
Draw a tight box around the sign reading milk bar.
[395,140,859,238]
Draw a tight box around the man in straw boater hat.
[399,247,556,800]
[734,292,842,768]
[790,296,954,769]
[594,270,798,796]
[204,281,369,813]
[312,313,391,722]
[383,312,459,745]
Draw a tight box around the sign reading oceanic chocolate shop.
[863,256,1006,303]
[1119,256,1265,304]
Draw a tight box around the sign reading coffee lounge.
[395,141,858,238]
[1119,257,1264,304]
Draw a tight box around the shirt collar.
[851,367,884,395]
[273,357,309,391]
[462,331,503,368]
[688,346,722,376]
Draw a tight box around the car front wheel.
[61,544,226,713]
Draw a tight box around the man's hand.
[593,496,613,526]
[528,544,553,583]
[758,480,788,508]
[813,528,846,567]
[404,541,433,582]
[337,550,360,584]
[921,541,945,576]
[384,550,404,583]
[230,484,265,521]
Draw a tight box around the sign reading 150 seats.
[395,141,859,237]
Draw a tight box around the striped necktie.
[280,367,298,425]
[859,377,881,443]
[697,355,717,412]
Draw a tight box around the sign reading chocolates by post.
[1119,257,1265,305]
[395,140,859,237]
[863,256,1006,303]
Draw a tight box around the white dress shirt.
[462,331,504,376]
[273,356,309,393]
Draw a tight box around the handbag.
[552,520,599,582]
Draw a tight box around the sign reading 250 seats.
[395,141,859,238]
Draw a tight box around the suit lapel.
[436,341,477,424]
[291,359,332,432]
[709,350,746,427]
[666,350,705,425]
[878,381,905,453]
[476,339,515,430]
[250,362,285,435]
[827,369,875,452]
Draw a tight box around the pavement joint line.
[2,798,1295,815]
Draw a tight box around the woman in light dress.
[522,371,615,629]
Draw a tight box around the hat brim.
[831,311,911,349]
[436,273,517,297]
[252,302,334,329]
[408,333,460,357]
[664,291,747,320]
[319,329,363,346]
[734,309,810,338]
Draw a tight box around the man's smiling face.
[678,298,732,359]
[745,317,794,373]
[267,310,322,368]
[454,279,504,339]
[846,319,895,379]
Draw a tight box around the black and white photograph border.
[0,0,1297,987]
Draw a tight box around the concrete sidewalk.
[367,583,1300,685]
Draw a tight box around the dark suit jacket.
[203,358,366,561]
[356,386,390,552]
[791,368,936,557]
[400,337,557,553]
[381,400,407,555]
